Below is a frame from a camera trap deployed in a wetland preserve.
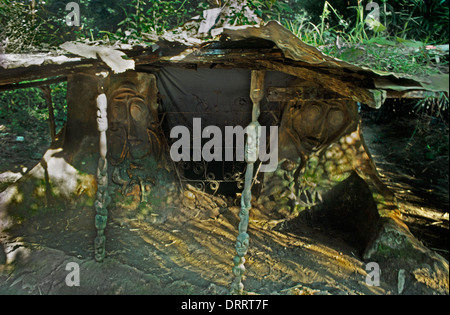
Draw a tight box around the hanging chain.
[231,70,265,294]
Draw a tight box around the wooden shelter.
[0,20,448,293]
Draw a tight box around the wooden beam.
[386,90,445,99]
[266,86,349,101]
[0,59,103,86]
[255,59,381,108]
[0,76,67,92]
[159,48,283,64]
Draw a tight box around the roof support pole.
[39,85,56,142]
[94,77,111,262]
[231,70,265,294]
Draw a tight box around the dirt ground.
[0,108,448,295]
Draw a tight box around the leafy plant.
[248,0,292,21]
[0,0,44,52]
[414,92,449,119]
[284,1,350,46]
[0,82,67,136]
[386,0,449,44]
[112,0,208,39]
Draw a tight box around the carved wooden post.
[94,83,110,262]
[231,70,265,294]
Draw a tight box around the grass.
[283,1,449,77]
[322,40,448,76]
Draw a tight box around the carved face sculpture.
[291,100,349,154]
[107,82,155,164]
[235,232,249,257]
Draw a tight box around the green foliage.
[381,0,449,44]
[2,1,447,51]
[0,82,67,135]
[284,1,358,47]
[324,40,448,75]
[0,0,44,52]
[284,0,448,46]
[33,0,130,44]
[107,0,210,40]
[0,0,78,51]
[283,0,449,45]
[414,92,449,118]
[248,0,292,21]
[118,0,183,37]
[280,1,449,77]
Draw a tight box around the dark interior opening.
[288,172,382,255]
[155,67,293,198]
[174,159,248,197]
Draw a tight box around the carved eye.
[110,100,127,122]
[304,104,321,122]
[327,109,345,133]
[129,100,146,121]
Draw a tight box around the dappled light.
[0,0,448,297]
